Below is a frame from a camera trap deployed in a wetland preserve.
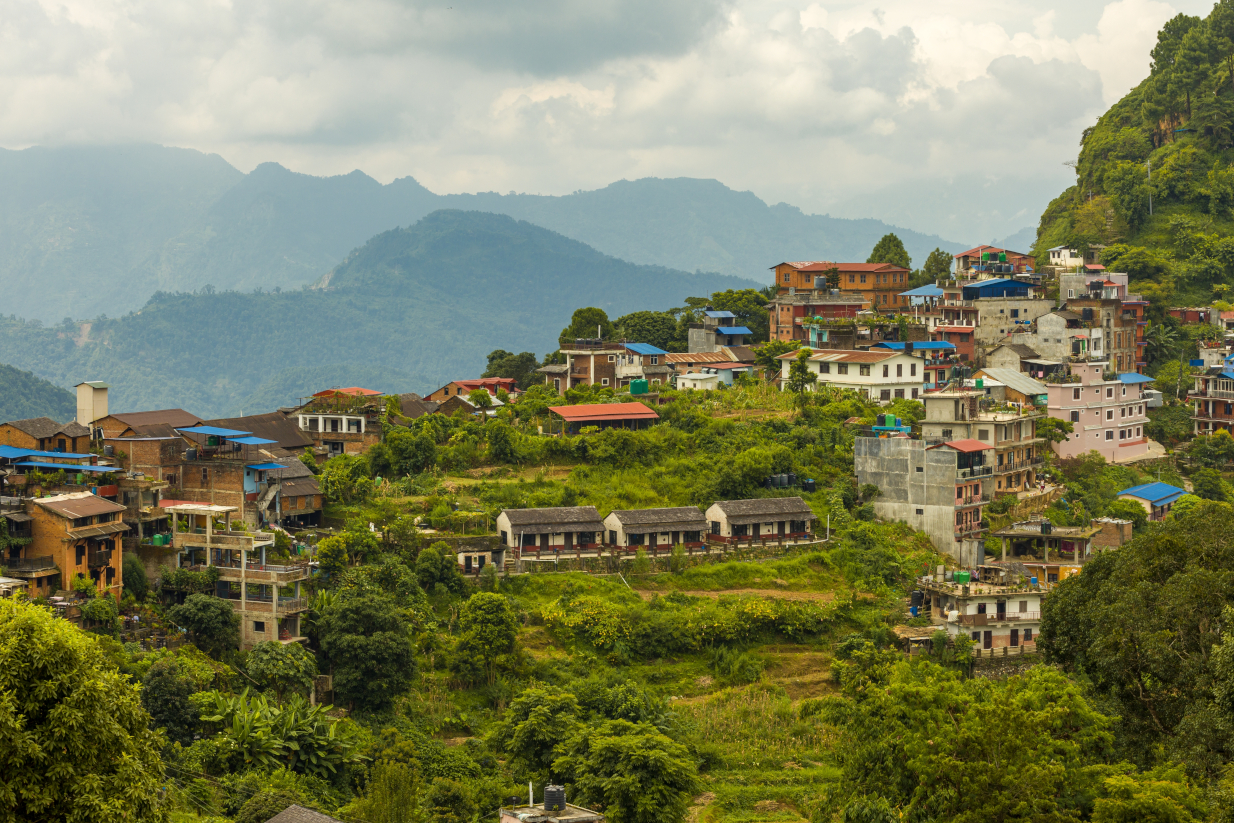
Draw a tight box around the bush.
[122,554,148,601]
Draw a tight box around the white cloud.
[0,0,1217,242]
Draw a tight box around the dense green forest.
[0,144,962,323]
[1034,0,1234,307]
[0,361,75,422]
[0,210,751,417]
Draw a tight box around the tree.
[709,288,772,342]
[347,760,426,823]
[1036,416,1075,445]
[482,349,540,389]
[561,307,614,341]
[319,593,415,711]
[1145,321,1179,368]
[489,687,581,780]
[424,779,475,823]
[123,552,148,601]
[386,428,436,476]
[487,421,518,463]
[454,592,519,685]
[168,592,240,657]
[1153,360,1199,402]
[785,349,818,411]
[246,640,318,701]
[1192,467,1227,500]
[0,597,166,822]
[416,542,467,595]
[1105,499,1149,530]
[233,791,303,823]
[867,233,911,270]
[553,719,700,823]
[615,311,677,351]
[1092,767,1207,823]
[315,536,349,580]
[299,448,320,475]
[468,388,493,412]
[921,247,953,280]
[140,658,198,746]
[0,517,30,562]
[753,340,799,377]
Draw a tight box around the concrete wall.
[974,298,1054,354]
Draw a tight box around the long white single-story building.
[704,497,817,541]
[495,506,605,550]
[603,507,708,549]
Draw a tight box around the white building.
[675,373,721,391]
[603,507,709,549]
[704,497,816,542]
[776,349,925,403]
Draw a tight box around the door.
[565,532,573,548]
[1010,629,1019,647]
[778,521,786,536]
[983,631,992,650]
[977,603,987,614]
[465,556,472,574]
[996,600,1006,619]
[671,531,679,545]
[752,523,760,538]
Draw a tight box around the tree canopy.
[867,233,912,270]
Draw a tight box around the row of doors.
[971,629,1022,649]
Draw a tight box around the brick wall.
[1092,519,1133,549]
[0,425,38,450]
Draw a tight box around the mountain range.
[0,210,750,417]
[0,144,966,324]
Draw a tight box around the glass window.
[819,363,830,374]
[1105,430,1114,440]
[859,365,871,376]
[1073,388,1081,400]
[910,363,917,376]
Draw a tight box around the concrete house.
[427,377,519,403]
[31,492,128,600]
[918,571,1042,652]
[919,389,1046,495]
[603,507,708,550]
[704,497,816,542]
[615,344,672,387]
[91,408,204,440]
[496,506,605,552]
[1046,362,1149,462]
[855,437,991,565]
[1118,482,1185,521]
[777,349,925,403]
[1191,368,1234,435]
[538,340,627,391]
[291,388,384,456]
[689,311,754,353]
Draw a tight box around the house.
[985,343,1041,372]
[164,502,309,649]
[676,372,721,391]
[538,339,627,391]
[603,507,708,550]
[30,492,128,600]
[427,377,519,403]
[0,417,92,454]
[205,413,314,452]
[291,388,384,456]
[704,497,816,542]
[496,506,605,552]
[776,349,925,403]
[918,389,1045,494]
[1045,362,1149,462]
[1065,297,1140,374]
[1191,368,1234,435]
[91,409,204,440]
[696,362,754,386]
[614,343,672,388]
[870,341,960,389]
[664,351,738,374]
[917,572,1042,652]
[990,517,1109,575]
[953,246,1036,276]
[174,425,292,527]
[768,292,869,342]
[75,381,109,434]
[855,437,991,565]
[266,805,345,823]
[1119,482,1186,521]
[0,576,28,598]
[395,393,440,420]
[971,369,1049,406]
[437,394,505,417]
[1045,246,1100,270]
[1168,307,1214,325]
[548,402,659,433]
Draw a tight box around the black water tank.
[788,472,798,487]
[1041,521,1053,535]
[543,785,566,812]
[804,479,817,492]
[911,590,924,608]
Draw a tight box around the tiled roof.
[36,492,126,519]
[664,352,731,364]
[608,507,707,527]
[110,409,203,429]
[266,805,343,823]
[776,349,898,363]
[501,506,604,527]
[3,417,90,439]
[708,496,817,523]
[206,413,313,450]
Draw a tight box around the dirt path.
[631,588,836,602]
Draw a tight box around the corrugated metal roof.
[937,439,993,453]
[177,425,252,437]
[703,310,735,318]
[716,326,753,335]
[1118,373,1154,384]
[549,403,660,422]
[624,343,669,356]
[974,368,1047,398]
[15,462,115,473]
[1120,482,1185,505]
[246,462,288,471]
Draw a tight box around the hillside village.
[7,234,1234,823]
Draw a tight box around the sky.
[0,0,1219,245]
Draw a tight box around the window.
[1122,385,1127,396]
[894,389,905,399]
[941,428,953,438]
[860,274,867,284]
[859,364,871,376]
[1119,429,1126,439]
[601,378,610,386]
[1024,628,1033,642]
[896,364,903,377]
[608,355,615,362]
[650,356,659,365]
[1136,426,1141,436]
[1010,309,1019,318]
[201,467,208,484]
[916,466,923,473]
[783,272,790,282]
[912,388,919,399]
[819,362,830,374]
[916,508,924,515]
[849,274,855,284]
[910,363,916,377]
[1106,409,1114,420]
[880,389,891,401]
[1067,289,1074,298]
[1070,410,1080,423]
[1106,387,1114,398]
[1105,430,1114,440]
[959,334,969,343]
[254,621,266,633]
[978,428,990,440]
[837,363,849,375]
[1073,388,1081,400]
[1120,407,1125,417]
[1019,600,1027,612]
[882,365,889,377]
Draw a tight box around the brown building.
[14,492,128,600]
[287,388,384,457]
[1066,298,1140,374]
[768,292,870,342]
[536,340,626,391]
[427,377,519,403]
[91,409,204,440]
[279,477,323,528]
[771,261,912,310]
[953,245,1035,276]
[0,418,91,454]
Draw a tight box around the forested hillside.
[0,145,963,323]
[0,362,75,421]
[0,211,751,417]
[1034,1,1234,306]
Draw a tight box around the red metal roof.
[312,387,382,397]
[935,326,974,334]
[953,245,1030,258]
[939,439,993,453]
[703,362,753,369]
[549,402,660,422]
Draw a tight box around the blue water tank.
[1031,576,1039,587]
[910,606,918,617]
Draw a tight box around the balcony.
[955,495,984,508]
[957,466,993,479]
[211,561,311,585]
[996,456,1045,473]
[219,595,308,615]
[957,611,1041,626]
[2,555,56,575]
[171,529,276,551]
[88,550,113,568]
[1194,389,1234,400]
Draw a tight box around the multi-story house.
[613,344,672,388]
[1045,362,1149,461]
[1066,296,1140,374]
[91,409,205,440]
[291,388,383,456]
[537,340,627,391]
[953,246,1035,277]
[165,502,309,649]
[0,417,92,454]
[688,311,753,352]
[768,292,869,342]
[855,437,991,565]
[776,349,925,403]
[1045,246,1101,271]
[8,492,128,600]
[917,570,1042,652]
[919,387,1046,494]
[771,261,913,310]
[1190,367,1234,435]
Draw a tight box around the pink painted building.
[1046,362,1149,461]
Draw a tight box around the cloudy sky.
[0,0,1217,244]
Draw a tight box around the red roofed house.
[427,378,520,403]
[953,246,1035,277]
[549,402,659,433]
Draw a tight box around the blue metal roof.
[704,310,735,318]
[899,285,945,297]
[176,425,252,437]
[624,343,669,356]
[1120,482,1186,505]
[961,278,1031,299]
[15,462,117,473]
[1118,373,1154,384]
[0,445,95,460]
[1221,371,1234,381]
[230,436,278,445]
[873,341,956,351]
[245,462,288,471]
[717,326,753,335]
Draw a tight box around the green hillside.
[0,362,75,422]
[1034,3,1234,308]
[0,145,963,323]
[0,210,751,417]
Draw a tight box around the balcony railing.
[1195,389,1234,400]
[957,611,1041,626]
[957,466,993,479]
[88,550,113,567]
[955,496,984,507]
[3,555,56,572]
[996,457,1044,473]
